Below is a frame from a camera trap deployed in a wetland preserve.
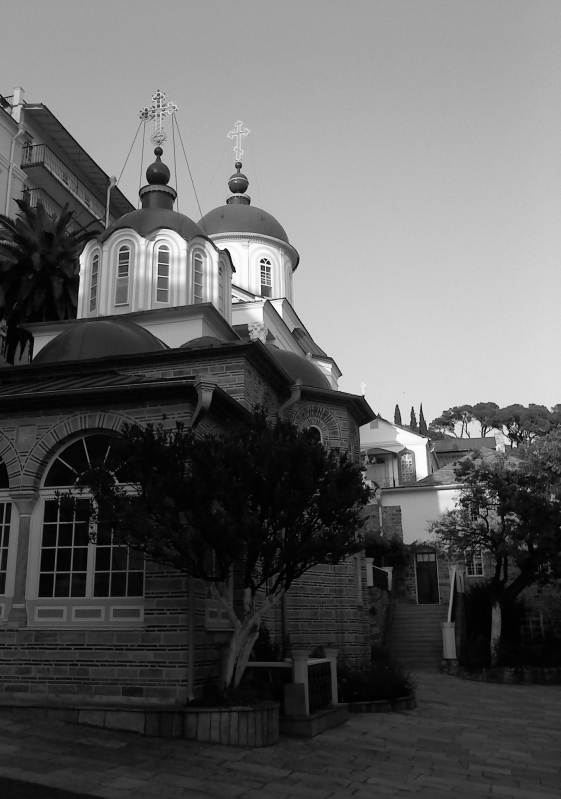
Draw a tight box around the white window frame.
[115,245,131,305]
[260,257,272,297]
[90,252,100,312]
[155,244,170,304]
[465,548,484,577]
[193,252,204,303]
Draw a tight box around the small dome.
[270,349,330,389]
[101,209,206,243]
[180,336,223,349]
[33,319,168,364]
[199,204,289,244]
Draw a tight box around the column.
[7,491,39,627]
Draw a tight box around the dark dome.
[270,349,330,389]
[199,204,289,244]
[100,209,206,243]
[33,319,168,364]
[180,336,223,349]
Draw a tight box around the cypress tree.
[410,407,418,431]
[394,404,402,426]
[419,404,428,435]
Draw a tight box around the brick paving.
[0,672,559,798]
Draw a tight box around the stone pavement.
[0,671,559,799]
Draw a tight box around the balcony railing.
[21,187,63,219]
[21,143,105,220]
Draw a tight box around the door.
[415,552,439,604]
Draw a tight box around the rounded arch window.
[260,257,272,297]
[90,252,100,312]
[155,244,170,304]
[307,425,323,444]
[193,252,204,303]
[115,245,131,305]
[399,449,416,484]
[39,434,144,600]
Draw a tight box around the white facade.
[381,484,458,545]
[360,416,432,487]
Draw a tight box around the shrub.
[337,654,416,702]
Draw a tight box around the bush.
[337,653,416,702]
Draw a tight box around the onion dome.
[33,319,168,364]
[101,147,206,243]
[198,161,289,244]
[269,349,330,389]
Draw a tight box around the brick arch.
[0,432,22,489]
[291,403,341,443]
[22,411,138,490]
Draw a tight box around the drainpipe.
[277,379,302,419]
[5,123,26,216]
[105,175,117,229]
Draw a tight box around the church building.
[0,96,373,704]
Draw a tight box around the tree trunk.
[490,601,502,666]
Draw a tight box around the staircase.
[388,602,448,672]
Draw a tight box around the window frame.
[115,245,131,306]
[90,251,100,312]
[155,244,171,304]
[260,257,272,297]
[193,252,204,303]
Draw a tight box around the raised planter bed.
[347,694,416,713]
[441,662,561,685]
[0,697,279,747]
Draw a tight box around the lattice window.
[39,435,144,600]
[156,245,170,303]
[115,245,130,305]
[260,258,272,297]
[193,253,204,303]
[399,451,416,484]
[0,502,12,595]
[465,549,484,577]
[90,253,99,312]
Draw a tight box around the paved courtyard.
[0,671,559,799]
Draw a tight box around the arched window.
[260,258,272,297]
[38,435,144,602]
[115,245,130,305]
[90,253,99,312]
[218,266,224,313]
[399,450,416,484]
[307,426,322,444]
[193,253,204,303]
[155,245,170,303]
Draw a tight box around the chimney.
[494,432,506,453]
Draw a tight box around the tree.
[409,407,418,432]
[76,411,370,689]
[418,404,428,436]
[428,447,561,664]
[471,402,499,437]
[491,404,553,447]
[0,200,98,363]
[394,404,402,426]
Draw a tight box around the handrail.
[21,143,105,220]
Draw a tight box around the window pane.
[54,573,71,597]
[111,547,128,571]
[42,525,57,548]
[44,501,59,523]
[58,524,73,547]
[127,571,144,597]
[94,572,110,597]
[71,573,87,597]
[110,572,127,597]
[72,548,88,571]
[95,548,111,571]
[40,549,56,572]
[56,549,72,572]
[38,573,54,597]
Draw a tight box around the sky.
[2,0,561,425]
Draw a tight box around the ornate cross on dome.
[139,90,178,146]
[228,120,250,161]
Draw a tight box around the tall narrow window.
[193,254,204,303]
[218,266,224,313]
[115,246,130,305]
[399,451,416,484]
[90,253,99,312]
[156,245,170,303]
[0,502,12,596]
[260,258,272,297]
[465,549,484,577]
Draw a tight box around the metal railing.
[307,661,332,713]
[21,143,105,220]
[21,187,63,219]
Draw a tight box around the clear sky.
[3,0,561,424]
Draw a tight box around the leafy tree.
[428,447,561,664]
[492,404,553,447]
[471,402,499,437]
[430,408,462,437]
[394,404,402,426]
[418,404,428,436]
[76,411,370,689]
[409,407,418,432]
[0,200,98,363]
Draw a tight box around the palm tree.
[0,200,99,363]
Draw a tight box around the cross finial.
[139,89,178,146]
[228,120,250,161]
[360,382,367,396]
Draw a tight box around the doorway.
[415,551,439,604]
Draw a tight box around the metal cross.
[139,89,178,146]
[227,120,250,161]
[360,382,367,396]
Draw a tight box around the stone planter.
[346,694,415,713]
[183,701,279,747]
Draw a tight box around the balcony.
[21,187,83,233]
[21,144,106,222]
